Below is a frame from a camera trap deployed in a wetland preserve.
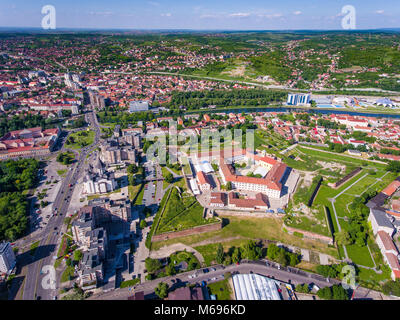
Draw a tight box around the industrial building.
[232,273,282,300]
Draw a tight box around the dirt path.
[149,243,205,265]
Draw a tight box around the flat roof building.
[129,101,149,113]
[232,274,281,300]
[0,242,16,274]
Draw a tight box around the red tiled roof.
[219,155,286,191]
[228,192,269,208]
[197,171,210,186]
[386,252,400,271]
[382,181,400,197]
[210,192,227,205]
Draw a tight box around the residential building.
[0,127,60,159]
[0,242,16,274]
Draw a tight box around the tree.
[223,255,232,266]
[386,161,400,173]
[127,164,138,175]
[335,230,353,246]
[241,240,260,261]
[295,284,310,294]
[140,220,147,229]
[231,247,241,264]
[165,264,176,276]
[216,243,224,264]
[145,258,162,274]
[382,279,400,297]
[164,172,174,183]
[155,282,169,299]
[73,250,83,263]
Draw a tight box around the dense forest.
[0,113,58,137]
[169,89,287,109]
[0,158,40,241]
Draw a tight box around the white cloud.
[257,13,283,19]
[200,14,220,19]
[161,13,172,17]
[293,11,302,15]
[229,12,251,18]
[89,11,114,16]
[376,10,385,14]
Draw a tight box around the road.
[90,259,390,300]
[20,107,101,300]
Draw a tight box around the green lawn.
[194,243,219,266]
[30,241,40,256]
[128,184,142,203]
[207,279,233,300]
[60,265,75,283]
[156,187,218,234]
[57,169,67,176]
[120,278,140,288]
[297,146,387,169]
[65,130,95,150]
[152,215,339,257]
[135,184,145,205]
[346,244,375,268]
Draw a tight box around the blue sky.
[0,0,399,30]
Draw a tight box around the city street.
[90,259,393,300]
[17,108,101,300]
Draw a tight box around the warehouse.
[232,274,281,300]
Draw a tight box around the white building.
[0,242,16,274]
[232,274,281,300]
[287,93,311,106]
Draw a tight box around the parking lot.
[29,158,66,233]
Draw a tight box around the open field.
[156,187,218,234]
[151,215,339,258]
[207,278,233,300]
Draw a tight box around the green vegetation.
[56,151,75,165]
[156,187,218,234]
[155,282,169,299]
[120,278,140,288]
[65,130,95,149]
[316,284,349,300]
[61,265,75,283]
[382,279,400,297]
[207,278,232,300]
[169,89,286,110]
[30,241,40,256]
[266,243,300,267]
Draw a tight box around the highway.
[21,108,101,300]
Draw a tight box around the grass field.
[156,187,218,234]
[151,215,339,257]
[128,184,143,203]
[207,279,233,300]
[60,265,75,283]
